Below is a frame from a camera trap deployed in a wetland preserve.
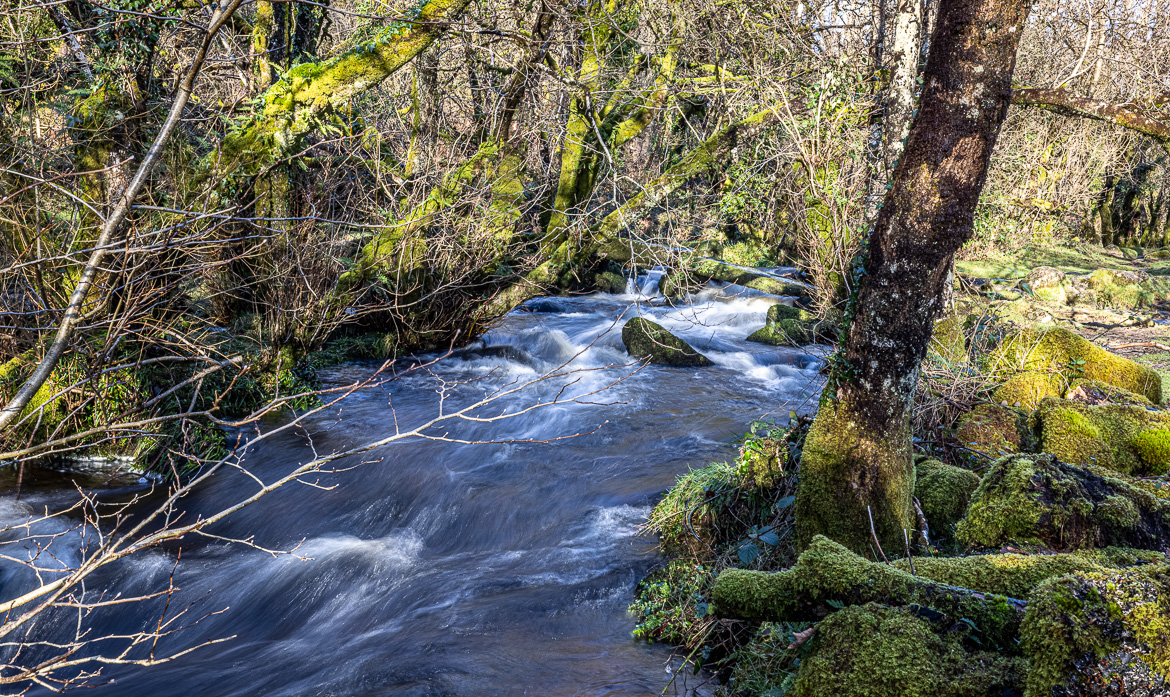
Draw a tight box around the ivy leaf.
[775,495,796,510]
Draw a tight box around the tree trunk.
[795,0,1033,554]
[883,0,924,176]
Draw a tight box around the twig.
[913,497,931,550]
[903,529,915,575]
[867,505,889,564]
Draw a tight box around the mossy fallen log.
[712,536,1026,649]
[956,453,1170,551]
[891,547,1162,598]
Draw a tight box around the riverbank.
[634,243,1170,695]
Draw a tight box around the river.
[0,277,822,696]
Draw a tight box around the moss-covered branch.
[209,0,472,180]
[1011,87,1170,156]
[713,536,1026,649]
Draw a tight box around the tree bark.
[883,0,924,176]
[795,0,1033,554]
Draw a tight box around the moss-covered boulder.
[1026,266,1069,304]
[986,327,1162,405]
[993,370,1064,410]
[746,304,827,347]
[955,453,1170,551]
[914,458,982,538]
[713,536,1026,648]
[621,317,714,366]
[1036,397,1170,475]
[1083,268,1169,310]
[928,310,970,364]
[954,403,1029,456]
[592,270,627,294]
[794,603,1023,697]
[1022,563,1170,696]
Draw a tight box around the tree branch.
[1011,87,1170,155]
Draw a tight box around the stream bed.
[0,280,822,696]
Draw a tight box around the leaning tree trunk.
[795,0,1033,554]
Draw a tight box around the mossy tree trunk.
[795,0,1033,554]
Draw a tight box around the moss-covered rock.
[928,311,969,364]
[993,370,1065,410]
[793,603,1023,697]
[890,549,1160,599]
[986,327,1162,405]
[745,304,827,347]
[1026,266,1070,304]
[954,403,1028,456]
[593,270,627,294]
[621,317,714,366]
[1021,563,1170,696]
[713,536,1026,648]
[1035,397,1170,475]
[955,453,1170,551]
[914,458,982,538]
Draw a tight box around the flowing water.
[0,279,823,696]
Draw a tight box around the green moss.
[1021,564,1170,696]
[929,311,969,364]
[891,550,1147,599]
[713,537,1025,649]
[746,304,827,346]
[622,317,713,366]
[795,400,915,554]
[793,603,1023,697]
[914,458,982,539]
[992,370,1064,410]
[954,403,1028,457]
[1132,429,1170,475]
[593,271,627,294]
[1036,397,1170,475]
[955,453,1170,551]
[986,327,1162,404]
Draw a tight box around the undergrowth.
[631,417,810,687]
